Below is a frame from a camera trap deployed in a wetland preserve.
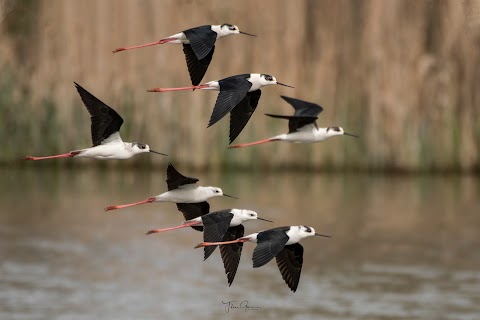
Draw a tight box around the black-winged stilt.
[105,163,236,211]
[230,96,358,148]
[147,205,272,286]
[24,83,167,161]
[147,73,294,143]
[195,225,330,292]
[113,24,256,86]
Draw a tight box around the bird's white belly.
[284,131,326,143]
[157,188,208,203]
[75,144,131,159]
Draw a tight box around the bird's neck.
[228,209,241,226]
[286,228,312,245]
[211,25,229,39]
[314,127,333,141]
[247,74,265,91]
[123,142,143,156]
[125,142,135,151]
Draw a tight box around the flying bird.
[113,24,256,86]
[230,96,358,148]
[105,163,236,211]
[147,73,294,143]
[24,83,166,160]
[195,225,330,292]
[147,205,272,286]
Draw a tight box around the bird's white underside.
[270,125,345,143]
[155,185,223,203]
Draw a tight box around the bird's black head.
[130,142,167,156]
[218,23,256,37]
[326,126,342,133]
[129,142,151,155]
[133,142,148,150]
[221,23,237,31]
[261,74,274,82]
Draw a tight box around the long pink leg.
[194,238,249,249]
[113,38,175,53]
[146,221,201,235]
[147,84,210,92]
[24,152,77,161]
[105,197,156,211]
[229,138,278,149]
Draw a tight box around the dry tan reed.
[0,0,479,171]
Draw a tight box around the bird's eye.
[229,26,236,31]
[215,190,219,193]
[141,145,146,149]
[334,127,340,132]
[250,213,254,216]
[264,75,273,81]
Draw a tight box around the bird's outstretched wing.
[166,163,199,191]
[265,96,323,133]
[275,243,304,292]
[183,25,217,60]
[220,225,245,286]
[176,202,210,232]
[229,90,262,143]
[252,228,290,268]
[265,114,318,133]
[280,96,323,117]
[202,210,234,260]
[74,82,124,147]
[183,44,215,86]
[208,75,252,127]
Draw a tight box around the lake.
[1,166,479,319]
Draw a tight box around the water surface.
[1,167,479,319]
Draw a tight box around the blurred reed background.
[0,0,479,171]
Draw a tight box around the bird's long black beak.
[315,233,331,238]
[257,217,273,222]
[223,193,238,199]
[344,133,359,138]
[150,150,168,156]
[276,82,295,88]
[239,31,257,37]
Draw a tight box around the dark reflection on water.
[1,167,480,320]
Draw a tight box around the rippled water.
[1,167,479,320]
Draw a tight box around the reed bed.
[0,0,479,171]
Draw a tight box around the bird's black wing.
[74,82,124,147]
[229,90,262,143]
[252,227,290,268]
[202,210,234,260]
[183,25,217,60]
[166,163,199,191]
[207,75,252,127]
[275,243,304,292]
[220,225,244,286]
[183,44,215,86]
[265,114,318,133]
[176,202,210,232]
[280,96,323,117]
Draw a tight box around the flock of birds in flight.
[24,23,358,292]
